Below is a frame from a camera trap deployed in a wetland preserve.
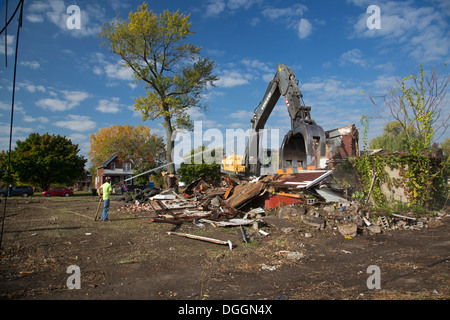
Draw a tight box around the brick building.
[324,124,359,168]
[96,153,136,191]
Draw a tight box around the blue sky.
[0,0,449,167]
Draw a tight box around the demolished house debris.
[117,166,446,245]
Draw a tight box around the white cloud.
[54,114,96,132]
[0,101,25,115]
[241,59,272,73]
[62,90,90,105]
[96,97,122,114]
[90,53,136,87]
[339,49,367,68]
[227,0,260,10]
[297,18,312,39]
[36,90,90,112]
[20,60,41,69]
[216,70,250,87]
[108,0,130,11]
[350,0,450,62]
[103,61,134,81]
[23,115,49,123]
[0,35,15,56]
[0,124,34,136]
[229,110,254,119]
[261,4,313,40]
[67,133,91,156]
[261,4,307,20]
[301,77,364,110]
[371,74,397,91]
[205,0,260,17]
[36,98,67,111]
[205,0,226,17]
[19,82,46,93]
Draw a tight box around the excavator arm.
[245,64,326,176]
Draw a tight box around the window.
[123,163,131,171]
[125,175,132,185]
[110,162,115,170]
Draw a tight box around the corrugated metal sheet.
[315,187,348,203]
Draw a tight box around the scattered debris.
[115,172,447,243]
[301,215,326,230]
[337,223,358,237]
[378,216,390,229]
[260,263,277,271]
[237,226,248,243]
[167,231,233,251]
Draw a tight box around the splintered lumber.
[225,179,266,208]
[392,213,417,221]
[167,231,233,250]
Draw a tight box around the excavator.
[222,64,326,176]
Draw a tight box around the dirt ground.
[0,193,449,302]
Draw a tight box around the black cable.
[0,0,24,250]
[0,0,22,36]
[5,0,8,66]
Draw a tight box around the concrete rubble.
[116,172,448,243]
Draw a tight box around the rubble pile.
[117,173,448,240]
[271,197,448,238]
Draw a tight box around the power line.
[0,0,24,250]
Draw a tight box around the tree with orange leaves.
[88,125,165,181]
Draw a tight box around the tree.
[442,138,450,161]
[178,145,222,184]
[9,133,86,191]
[98,3,218,174]
[0,150,17,185]
[441,137,450,175]
[369,64,449,154]
[369,121,417,152]
[88,125,165,180]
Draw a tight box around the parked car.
[41,187,73,197]
[0,185,34,197]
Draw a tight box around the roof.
[97,153,118,169]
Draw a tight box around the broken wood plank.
[225,180,265,208]
[167,231,233,250]
[392,213,417,221]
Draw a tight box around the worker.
[100,177,112,221]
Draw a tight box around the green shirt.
[101,182,112,200]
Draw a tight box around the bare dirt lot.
[0,194,449,301]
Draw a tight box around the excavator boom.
[244,64,326,176]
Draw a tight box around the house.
[96,153,136,191]
[73,170,92,191]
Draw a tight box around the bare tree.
[369,64,449,152]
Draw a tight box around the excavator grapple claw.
[280,122,326,172]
